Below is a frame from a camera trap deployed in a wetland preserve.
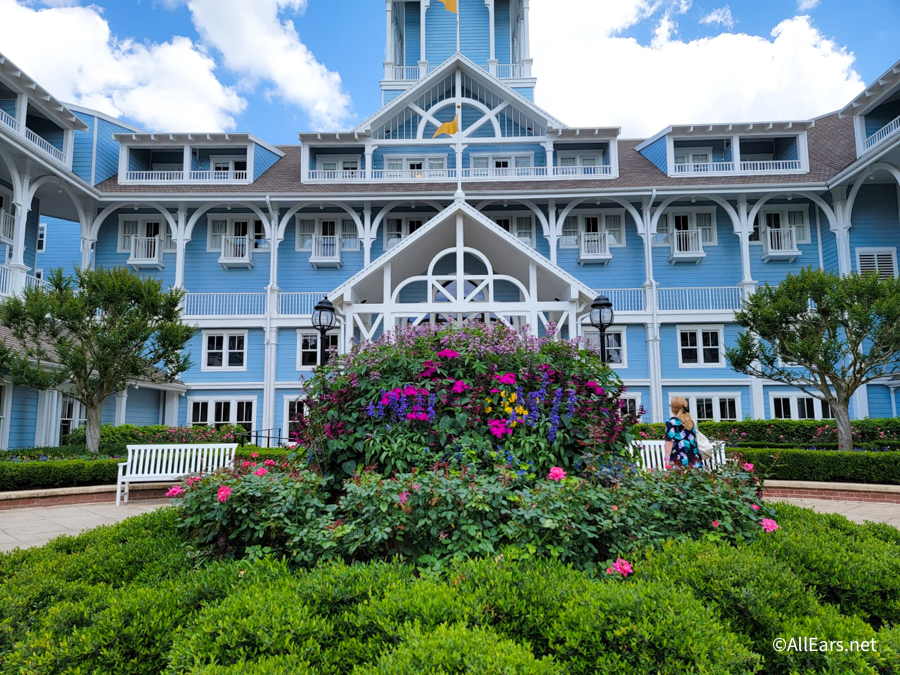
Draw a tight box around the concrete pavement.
[774,498,900,527]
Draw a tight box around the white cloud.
[700,6,735,29]
[798,0,821,10]
[0,0,245,131]
[531,4,864,137]
[183,0,352,130]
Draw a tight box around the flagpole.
[456,1,460,53]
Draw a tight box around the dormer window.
[385,157,445,179]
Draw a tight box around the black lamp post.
[311,297,337,367]
[589,295,615,363]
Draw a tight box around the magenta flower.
[488,419,513,438]
[412,483,419,491]
[494,373,516,385]
[610,558,633,577]
[217,486,232,503]
[743,463,754,472]
[612,505,618,512]
[253,468,268,476]
[489,388,500,393]
[251,452,259,459]
[264,459,276,467]
[712,520,720,528]
[186,476,201,486]
[166,485,185,498]
[241,461,250,468]
[761,518,780,533]
[451,380,470,394]
[436,349,459,359]
[584,381,605,395]
[548,466,567,482]
[399,491,411,505]
[751,504,760,511]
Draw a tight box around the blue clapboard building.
[1,0,900,448]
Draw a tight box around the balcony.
[594,288,646,313]
[668,229,705,264]
[578,231,612,265]
[0,109,70,167]
[657,287,743,312]
[739,160,802,173]
[128,236,164,270]
[673,161,734,175]
[862,114,900,154]
[762,226,800,263]
[0,209,14,245]
[305,165,613,183]
[389,63,530,81]
[309,235,341,269]
[123,170,250,184]
[219,235,254,269]
[183,293,266,318]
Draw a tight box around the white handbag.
[695,430,715,461]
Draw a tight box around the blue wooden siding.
[425,0,457,64]
[373,146,456,169]
[275,216,364,293]
[0,98,15,118]
[72,113,95,183]
[639,136,667,174]
[425,0,491,65]
[774,137,798,161]
[821,216,839,273]
[9,386,37,449]
[651,206,742,288]
[101,396,117,425]
[867,385,894,419]
[37,217,81,278]
[277,329,301,382]
[184,215,271,293]
[129,149,151,172]
[557,209,645,288]
[124,387,162,425]
[495,0,511,63]
[865,98,900,137]
[25,115,63,151]
[661,385,752,420]
[511,87,534,102]
[404,2,421,67]
[383,89,404,106]
[95,118,132,184]
[659,323,744,380]
[184,329,266,384]
[93,211,177,289]
[848,184,899,274]
[253,144,281,180]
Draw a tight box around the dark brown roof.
[94,113,859,197]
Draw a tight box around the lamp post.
[311,297,337,367]
[589,295,614,364]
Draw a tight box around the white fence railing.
[464,167,548,179]
[306,165,614,183]
[496,63,526,79]
[312,235,339,260]
[189,170,249,181]
[580,231,609,257]
[658,286,743,312]
[673,161,734,174]
[392,65,421,80]
[24,273,50,292]
[0,265,13,296]
[554,165,613,177]
[221,235,251,261]
[739,160,802,172]
[0,209,15,243]
[863,114,900,153]
[593,288,646,313]
[671,229,703,255]
[765,226,797,253]
[307,169,367,181]
[372,168,457,181]
[183,293,267,317]
[130,236,162,263]
[24,128,67,165]
[0,108,19,134]
[125,171,185,182]
[279,292,320,316]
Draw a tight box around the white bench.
[633,440,728,472]
[116,443,238,505]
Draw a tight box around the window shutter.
[859,250,898,280]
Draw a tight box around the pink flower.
[166,485,185,498]
[743,463,754,472]
[606,567,613,575]
[186,476,201,485]
[241,461,251,468]
[612,558,633,577]
[436,349,459,359]
[253,468,268,476]
[264,459,276,466]
[761,518,780,533]
[612,505,618,512]
[712,521,720,528]
[495,373,516,385]
[489,388,500,393]
[251,452,259,458]
[548,466,567,482]
[399,491,411,505]
[412,483,419,491]
[751,504,760,511]
[584,381,605,395]
[217,486,232,503]
[488,419,512,438]
[451,380,470,394]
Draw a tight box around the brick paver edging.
[0,484,170,510]
[762,480,900,504]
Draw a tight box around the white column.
[301,144,311,182]
[385,0,395,79]
[363,202,373,267]
[263,328,278,445]
[80,238,96,269]
[118,145,129,181]
[547,198,558,265]
[419,0,428,76]
[487,0,497,75]
[8,199,30,292]
[174,205,189,289]
[34,390,59,448]
[163,391,181,426]
[736,195,755,293]
[647,323,664,423]
[852,385,869,420]
[62,130,75,169]
[542,140,554,177]
[731,135,741,169]
[365,145,375,182]
[14,94,28,131]
[182,145,192,178]
[891,386,898,419]
[114,390,128,426]
[521,0,531,59]
[750,378,765,420]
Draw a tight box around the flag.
[436,0,457,13]
[432,114,459,138]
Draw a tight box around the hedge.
[0,447,293,492]
[729,441,900,452]
[734,448,900,485]
[634,418,900,444]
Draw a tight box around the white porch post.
[419,0,428,77]
[528,261,539,336]
[114,390,128,426]
[174,204,189,289]
[365,144,375,182]
[163,391,180,426]
[34,390,59,448]
[731,135,741,169]
[736,195,756,295]
[363,202,373,267]
[487,0,497,76]
[263,328,278,444]
[385,0,395,79]
[830,186,852,275]
[8,198,30,292]
[642,199,664,423]
[547,198,558,265]
[543,140,554,177]
[182,145,192,178]
[853,386,870,420]
[383,262,393,337]
[14,94,28,131]
[521,0,533,77]
[62,130,75,169]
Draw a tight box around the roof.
[64,103,146,134]
[635,120,817,152]
[0,52,88,132]
[839,57,900,118]
[94,113,859,197]
[111,132,285,158]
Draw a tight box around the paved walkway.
[0,500,169,552]
[775,498,900,527]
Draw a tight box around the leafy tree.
[726,268,900,452]
[0,267,195,453]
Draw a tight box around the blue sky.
[1,0,898,140]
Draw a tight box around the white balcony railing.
[765,227,798,253]
[189,170,249,182]
[390,63,527,80]
[671,229,703,255]
[0,108,19,134]
[739,160,802,172]
[279,292,321,316]
[221,235,251,261]
[0,265,13,296]
[391,65,421,80]
[128,236,163,269]
[307,169,367,182]
[673,162,735,174]
[24,128,67,165]
[593,288,646,313]
[306,165,614,183]
[24,273,50,292]
[863,114,900,154]
[312,235,339,260]
[125,171,185,182]
[580,231,609,256]
[372,168,457,181]
[496,63,527,79]
[183,293,266,317]
[0,209,15,244]
[553,165,613,178]
[464,167,548,179]
[658,287,743,312]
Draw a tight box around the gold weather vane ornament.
[432,107,460,138]
[436,0,458,13]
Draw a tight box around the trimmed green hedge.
[734,448,900,485]
[634,418,900,444]
[727,441,900,452]
[0,447,293,492]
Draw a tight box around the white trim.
[200,330,249,372]
[205,215,268,253]
[281,393,308,440]
[295,330,339,370]
[750,204,811,245]
[768,391,834,421]
[0,384,11,450]
[676,324,726,368]
[668,391,742,422]
[117,214,175,253]
[37,222,47,252]
[652,206,718,246]
[582,326,628,369]
[559,208,628,249]
[855,246,899,279]
[187,394,258,432]
[486,211,537,248]
[294,214,359,253]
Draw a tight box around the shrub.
[0,457,121,490]
[187,656,316,674]
[356,624,562,675]
[633,418,900,445]
[64,423,248,450]
[296,323,636,478]
[737,448,900,484]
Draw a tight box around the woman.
[664,397,703,468]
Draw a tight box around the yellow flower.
[510,421,517,427]
[485,397,492,402]
[500,391,507,398]
[509,393,517,402]
[503,406,513,414]
[515,405,527,415]
[485,406,492,413]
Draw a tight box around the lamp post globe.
[589,295,614,364]
[312,297,337,367]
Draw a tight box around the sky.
[0,0,898,142]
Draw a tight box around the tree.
[0,267,195,454]
[725,268,900,452]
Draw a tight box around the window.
[317,156,361,175]
[209,156,249,175]
[583,328,627,367]
[202,331,247,371]
[559,211,627,249]
[191,397,256,432]
[341,219,359,250]
[677,326,724,367]
[653,209,717,246]
[769,394,832,420]
[382,216,428,249]
[284,396,309,439]
[857,248,898,280]
[491,214,535,247]
[773,397,791,419]
[295,216,357,253]
[673,147,713,168]
[470,153,535,175]
[558,152,603,167]
[674,394,740,422]
[561,216,578,248]
[59,394,86,442]
[383,156,447,178]
[207,216,267,252]
[753,206,811,245]
[297,331,340,369]
[621,395,642,419]
[37,223,46,252]
[119,217,175,253]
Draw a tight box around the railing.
[125,170,185,182]
[580,231,609,257]
[671,229,703,255]
[464,166,548,179]
[24,128,67,165]
[0,209,15,243]
[130,236,162,263]
[673,161,734,174]
[0,108,19,134]
[594,288,646,313]
[279,292,320,316]
[189,170,249,181]
[863,114,900,153]
[183,293,267,317]
[371,168,457,181]
[307,169,367,181]
[312,235,339,260]
[221,235,251,261]
[0,265,13,296]
[553,165,613,177]
[658,287,743,312]
[392,65,421,80]
[24,273,49,292]
[739,160,802,172]
[307,166,615,183]
[496,63,526,79]
[391,63,526,80]
[765,226,797,253]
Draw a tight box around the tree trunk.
[85,403,103,455]
[833,400,854,453]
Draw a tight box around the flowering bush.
[294,323,637,478]
[63,423,245,449]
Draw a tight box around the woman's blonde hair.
[669,396,695,431]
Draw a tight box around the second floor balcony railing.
[309,235,341,269]
[739,159,802,172]
[128,235,164,270]
[863,114,900,154]
[23,128,67,166]
[672,159,802,175]
[306,165,613,183]
[578,231,611,265]
[658,287,743,312]
[391,63,529,80]
[762,226,800,262]
[0,209,15,245]
[183,292,266,317]
[219,235,254,269]
[0,108,19,134]
[673,161,734,175]
[124,170,250,183]
[669,229,705,263]
[307,169,367,181]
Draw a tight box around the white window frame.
[673,146,714,165]
[206,216,267,253]
[768,393,834,421]
[118,215,176,254]
[559,210,628,249]
[582,327,628,369]
[557,152,604,167]
[296,330,340,370]
[380,213,427,250]
[201,330,249,372]
[488,212,537,247]
[383,155,448,176]
[0,384,11,450]
[676,324,726,368]
[188,395,257,432]
[34,269,43,281]
[209,155,249,173]
[856,247,898,279]
[621,393,642,419]
[751,205,811,245]
[670,392,742,423]
[282,394,309,439]
[37,222,47,252]
[653,207,718,246]
[294,216,358,253]
[316,154,362,172]
[58,393,87,441]
[469,152,535,174]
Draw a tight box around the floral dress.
[666,417,702,468]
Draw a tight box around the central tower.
[381,0,536,105]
